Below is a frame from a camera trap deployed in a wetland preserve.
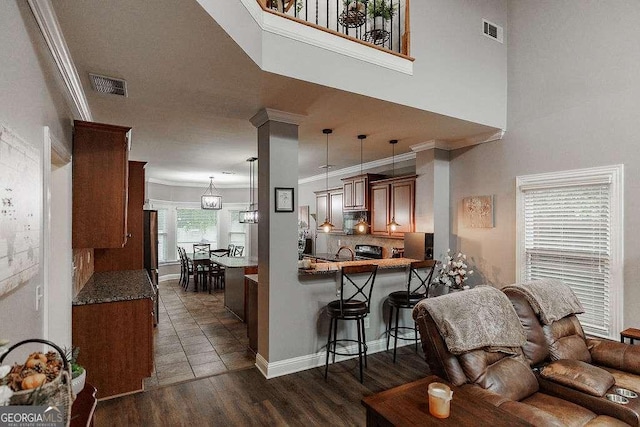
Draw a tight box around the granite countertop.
[298,258,419,276]
[245,274,259,283]
[212,257,258,268]
[73,269,154,306]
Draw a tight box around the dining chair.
[233,245,244,257]
[193,243,211,254]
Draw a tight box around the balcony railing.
[257,0,411,57]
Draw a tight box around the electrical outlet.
[364,318,370,329]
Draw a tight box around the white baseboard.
[256,335,416,379]
[159,274,180,282]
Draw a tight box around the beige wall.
[0,1,73,355]
[449,0,640,328]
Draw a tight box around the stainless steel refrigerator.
[144,210,159,326]
[404,232,434,260]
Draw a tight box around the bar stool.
[386,260,436,362]
[324,264,378,383]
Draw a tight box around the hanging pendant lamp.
[319,129,334,233]
[354,134,369,233]
[387,140,401,231]
[239,157,258,223]
[201,176,222,210]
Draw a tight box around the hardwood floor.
[95,346,430,426]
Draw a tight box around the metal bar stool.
[386,259,436,362]
[324,264,378,383]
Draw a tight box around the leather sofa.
[504,282,640,426]
[413,288,629,426]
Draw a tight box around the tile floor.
[144,279,255,389]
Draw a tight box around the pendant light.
[387,140,401,231]
[355,134,369,233]
[201,176,222,210]
[239,157,258,223]
[319,129,334,233]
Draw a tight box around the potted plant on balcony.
[368,0,396,31]
[341,0,367,27]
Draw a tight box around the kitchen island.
[212,256,258,321]
[298,257,418,276]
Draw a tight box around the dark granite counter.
[298,258,419,276]
[73,269,154,306]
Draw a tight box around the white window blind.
[522,184,611,336]
[517,165,624,340]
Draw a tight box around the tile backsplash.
[326,234,404,259]
[73,248,94,296]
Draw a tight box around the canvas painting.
[462,195,494,228]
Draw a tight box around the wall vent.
[483,19,503,43]
[89,73,128,97]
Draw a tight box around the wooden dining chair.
[233,246,244,257]
[193,243,211,254]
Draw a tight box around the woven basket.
[0,339,73,425]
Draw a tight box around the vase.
[71,369,86,395]
[373,16,386,31]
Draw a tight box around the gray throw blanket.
[503,279,584,325]
[414,286,526,355]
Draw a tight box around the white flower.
[463,285,470,290]
[468,270,474,275]
[0,385,13,406]
[463,254,467,260]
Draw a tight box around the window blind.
[522,184,611,337]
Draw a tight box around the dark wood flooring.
[95,346,430,426]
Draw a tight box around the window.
[157,208,168,262]
[516,165,623,339]
[176,208,218,252]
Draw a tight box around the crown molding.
[250,108,307,128]
[409,130,506,152]
[148,177,251,189]
[28,0,92,121]
[298,151,416,184]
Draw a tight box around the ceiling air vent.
[483,19,503,43]
[89,73,128,97]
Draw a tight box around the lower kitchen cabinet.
[72,297,153,399]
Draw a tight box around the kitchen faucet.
[336,246,355,261]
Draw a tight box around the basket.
[0,339,73,425]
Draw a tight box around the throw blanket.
[414,286,526,355]
[503,279,584,325]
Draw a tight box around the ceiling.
[52,0,496,187]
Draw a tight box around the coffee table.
[361,375,531,426]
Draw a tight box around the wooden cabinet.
[370,176,416,237]
[342,174,384,212]
[94,161,146,271]
[315,188,343,232]
[72,120,131,249]
[72,297,153,399]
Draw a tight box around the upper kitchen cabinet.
[315,188,344,232]
[72,120,131,249]
[341,174,384,212]
[371,176,416,237]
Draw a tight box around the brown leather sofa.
[413,289,628,426]
[504,283,640,426]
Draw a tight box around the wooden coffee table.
[361,375,532,426]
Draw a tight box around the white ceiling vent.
[89,73,128,97]
[483,19,503,43]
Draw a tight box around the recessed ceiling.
[52,0,497,187]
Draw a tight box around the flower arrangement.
[436,249,473,290]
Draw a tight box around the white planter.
[373,16,386,31]
[71,369,86,396]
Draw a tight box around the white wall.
[449,1,640,328]
[0,1,73,357]
[199,0,508,130]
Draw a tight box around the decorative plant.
[368,0,396,19]
[435,249,473,290]
[64,347,84,379]
[343,0,366,11]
